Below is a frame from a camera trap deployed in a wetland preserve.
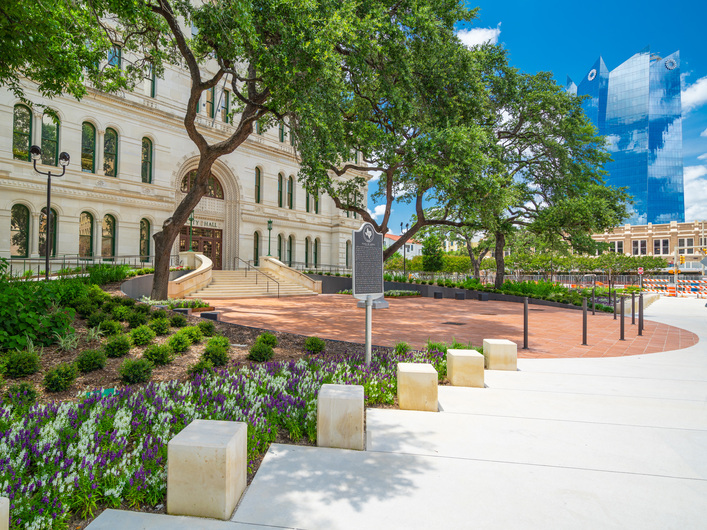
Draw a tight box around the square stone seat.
[167,419,247,520]
[482,339,518,371]
[447,349,484,387]
[397,363,438,412]
[317,384,364,450]
[1,496,8,530]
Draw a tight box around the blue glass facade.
[568,48,685,225]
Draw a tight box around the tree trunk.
[494,231,506,289]
[150,227,179,300]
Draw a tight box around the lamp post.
[267,219,273,256]
[188,211,195,251]
[400,222,409,278]
[30,146,70,281]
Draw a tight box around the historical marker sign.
[352,222,383,300]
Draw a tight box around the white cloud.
[697,153,707,160]
[457,23,501,48]
[684,165,707,221]
[682,76,707,112]
[367,204,387,221]
[701,127,707,138]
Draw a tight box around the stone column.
[96,129,106,176]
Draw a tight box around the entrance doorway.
[180,227,223,269]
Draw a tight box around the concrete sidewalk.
[89,297,706,529]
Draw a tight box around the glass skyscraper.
[567,47,685,225]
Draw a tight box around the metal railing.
[5,254,182,280]
[233,257,280,297]
[288,261,352,275]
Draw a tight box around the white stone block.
[167,419,247,520]
[317,384,364,451]
[0,496,8,530]
[482,339,517,371]
[447,349,484,387]
[397,363,438,412]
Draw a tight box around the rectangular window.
[206,87,215,119]
[148,64,156,98]
[615,241,623,254]
[653,238,669,255]
[678,238,694,254]
[221,90,230,123]
[107,46,122,69]
[632,240,646,255]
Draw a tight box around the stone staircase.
[186,269,318,299]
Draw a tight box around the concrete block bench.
[1,496,8,530]
[167,419,247,520]
[172,307,192,316]
[447,349,484,387]
[482,339,517,371]
[397,363,438,412]
[199,311,221,321]
[455,292,465,300]
[433,291,443,299]
[317,384,364,450]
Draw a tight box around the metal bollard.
[620,296,625,341]
[631,292,636,325]
[523,296,529,350]
[592,287,596,316]
[582,297,587,346]
[613,293,617,320]
[638,293,644,336]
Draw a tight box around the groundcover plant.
[0,348,444,528]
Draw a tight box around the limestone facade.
[1,64,366,271]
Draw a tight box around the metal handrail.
[287,260,352,275]
[233,257,280,298]
[5,254,182,279]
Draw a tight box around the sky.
[367,0,707,234]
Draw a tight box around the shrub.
[2,382,37,409]
[181,326,204,344]
[126,311,148,329]
[86,264,132,285]
[133,304,151,315]
[119,358,153,385]
[98,320,123,336]
[130,325,156,346]
[87,311,113,329]
[75,349,107,373]
[203,336,230,366]
[426,339,448,354]
[112,306,130,321]
[170,314,188,328]
[44,362,78,392]
[104,335,131,358]
[84,327,105,343]
[197,320,216,337]
[168,332,191,353]
[393,341,410,355]
[75,299,98,318]
[257,332,278,348]
[4,350,41,378]
[248,341,273,362]
[119,296,136,308]
[188,358,214,377]
[450,338,471,350]
[304,336,326,354]
[143,344,173,366]
[150,309,168,320]
[148,317,171,336]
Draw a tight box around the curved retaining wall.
[121,270,190,300]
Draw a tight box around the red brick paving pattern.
[210,294,699,359]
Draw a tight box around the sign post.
[353,222,384,365]
[637,267,643,289]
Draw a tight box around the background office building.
[567,47,685,225]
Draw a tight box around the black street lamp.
[267,219,273,256]
[30,145,70,280]
[188,211,195,251]
[400,222,409,278]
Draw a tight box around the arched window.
[10,204,30,258]
[278,174,284,208]
[180,171,224,199]
[346,240,351,268]
[314,239,319,268]
[12,105,32,161]
[39,207,57,257]
[305,238,310,267]
[255,167,261,204]
[141,137,153,183]
[79,212,94,257]
[306,191,311,213]
[253,232,260,266]
[104,128,118,177]
[102,214,116,259]
[81,122,96,172]
[287,235,293,266]
[279,123,285,143]
[314,192,320,214]
[287,176,294,209]
[41,111,59,166]
[140,219,150,261]
[277,234,283,261]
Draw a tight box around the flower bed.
[0,348,444,529]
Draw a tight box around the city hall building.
[567,47,685,225]
[0,62,366,271]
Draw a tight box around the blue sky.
[367,0,707,233]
